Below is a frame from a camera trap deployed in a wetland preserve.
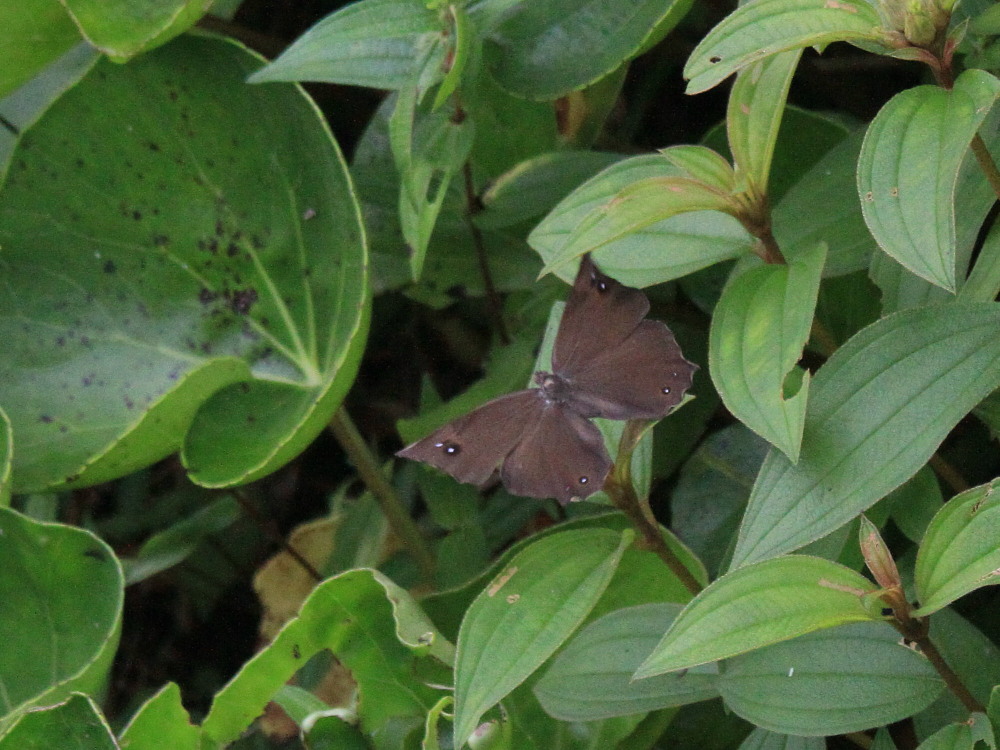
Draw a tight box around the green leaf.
[529,155,752,285]
[248,0,441,89]
[121,496,241,584]
[732,303,1000,568]
[858,69,1000,292]
[452,528,631,746]
[0,0,82,99]
[0,694,117,749]
[0,506,123,716]
[772,130,875,277]
[0,409,11,508]
[537,166,739,278]
[737,727,826,749]
[872,728,899,750]
[476,151,623,230]
[61,0,209,60]
[635,555,878,678]
[914,478,1000,615]
[672,424,770,577]
[118,683,200,750]
[303,713,370,750]
[684,0,886,94]
[535,603,719,721]
[886,465,942,544]
[391,83,475,279]
[483,0,693,100]
[727,50,802,196]
[0,36,369,492]
[719,623,942,736]
[960,220,1000,303]
[201,569,448,746]
[917,714,995,749]
[709,243,825,463]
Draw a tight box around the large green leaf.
[0,506,123,718]
[719,623,942,735]
[732,303,1000,568]
[914,478,1000,615]
[61,0,210,60]
[635,555,878,677]
[709,243,825,463]
[535,603,719,721]
[452,528,630,746]
[0,35,369,492]
[248,0,441,90]
[858,69,1000,291]
[683,0,886,94]
[483,0,693,100]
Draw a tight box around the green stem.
[329,407,436,583]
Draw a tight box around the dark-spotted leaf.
[0,36,369,492]
[858,69,1000,292]
[732,303,1000,568]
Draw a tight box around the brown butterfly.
[397,254,697,503]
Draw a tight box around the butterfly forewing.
[396,391,544,487]
[500,403,611,503]
[562,319,697,420]
[552,254,649,376]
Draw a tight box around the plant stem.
[230,487,322,582]
[461,158,509,345]
[329,406,436,583]
[605,422,703,596]
[971,133,1000,201]
[915,634,985,713]
[891,609,985,714]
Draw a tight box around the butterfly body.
[398,255,697,503]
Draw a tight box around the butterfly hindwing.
[500,402,611,503]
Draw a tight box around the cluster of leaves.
[2,0,1000,748]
